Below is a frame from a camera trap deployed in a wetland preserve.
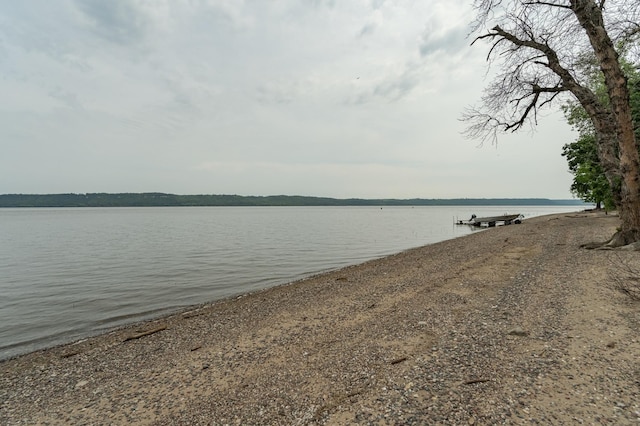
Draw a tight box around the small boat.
[456,213,523,227]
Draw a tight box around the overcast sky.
[0,0,578,199]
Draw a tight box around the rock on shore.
[1,212,639,425]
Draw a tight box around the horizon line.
[0,192,580,201]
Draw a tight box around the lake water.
[0,205,584,360]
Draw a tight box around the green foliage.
[562,54,640,209]
[562,134,616,209]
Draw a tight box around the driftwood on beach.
[122,325,167,342]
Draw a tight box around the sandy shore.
[1,212,639,425]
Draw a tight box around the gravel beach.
[1,211,639,425]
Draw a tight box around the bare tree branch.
[523,1,572,9]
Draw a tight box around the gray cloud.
[48,87,82,109]
[256,82,298,105]
[310,0,337,8]
[419,24,469,57]
[345,60,425,105]
[0,4,70,58]
[74,0,149,45]
[373,78,418,101]
[0,1,576,199]
[358,22,377,38]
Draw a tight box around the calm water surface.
[0,205,583,359]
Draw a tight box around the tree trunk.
[591,114,622,207]
[572,0,640,245]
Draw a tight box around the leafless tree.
[464,0,640,247]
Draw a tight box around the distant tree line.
[0,193,586,208]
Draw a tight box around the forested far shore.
[0,193,587,207]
